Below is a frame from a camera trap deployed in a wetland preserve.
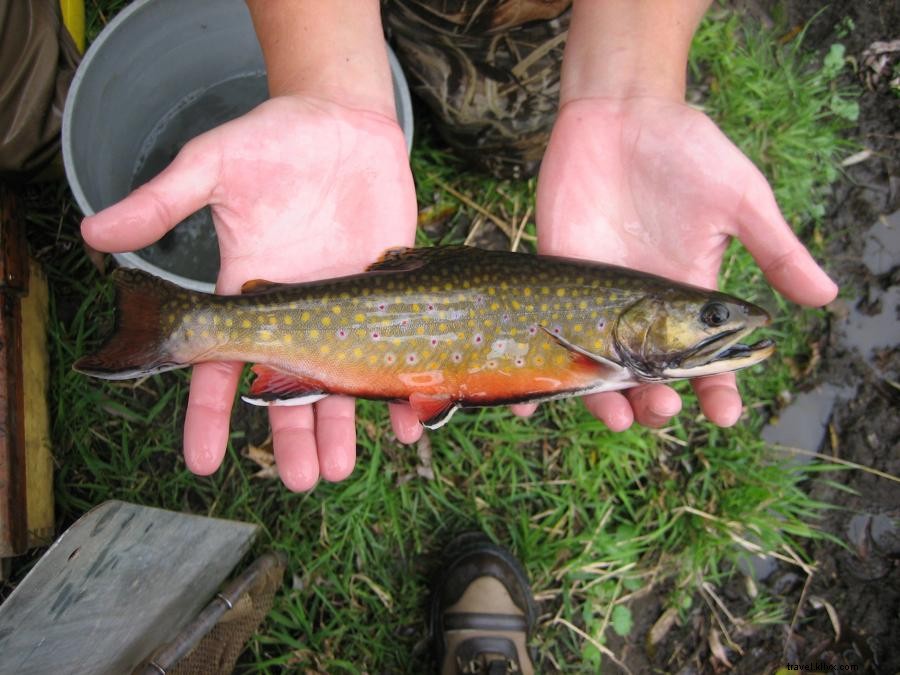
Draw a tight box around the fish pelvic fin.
[241,365,328,406]
[409,392,458,429]
[73,268,183,379]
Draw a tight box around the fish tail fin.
[74,268,186,379]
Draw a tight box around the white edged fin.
[241,393,329,407]
[420,404,459,429]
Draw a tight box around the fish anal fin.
[241,278,283,295]
[539,326,628,375]
[366,246,472,272]
[409,392,458,429]
[243,365,328,405]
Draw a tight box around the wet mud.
[611,2,900,672]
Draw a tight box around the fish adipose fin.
[409,392,458,429]
[242,365,329,406]
[73,269,180,379]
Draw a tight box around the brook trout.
[75,246,774,428]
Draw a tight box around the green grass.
[11,4,863,673]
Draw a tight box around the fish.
[74,246,775,428]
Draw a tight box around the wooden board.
[0,500,258,674]
[0,185,53,560]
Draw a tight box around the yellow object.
[22,259,53,547]
[59,0,85,53]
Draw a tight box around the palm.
[82,96,419,490]
[535,97,836,428]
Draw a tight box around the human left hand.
[529,96,837,430]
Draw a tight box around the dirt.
[607,3,900,673]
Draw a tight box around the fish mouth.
[660,327,776,379]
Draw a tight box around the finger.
[314,395,357,482]
[269,404,320,492]
[389,402,423,444]
[737,176,838,307]
[626,384,682,428]
[510,402,538,417]
[581,391,634,432]
[183,361,242,475]
[692,373,742,427]
[81,135,221,252]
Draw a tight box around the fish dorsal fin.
[242,365,328,406]
[241,278,283,295]
[539,326,629,376]
[366,246,472,272]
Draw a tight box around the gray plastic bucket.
[62,0,414,293]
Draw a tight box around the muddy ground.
[609,3,900,673]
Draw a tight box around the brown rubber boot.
[432,533,537,674]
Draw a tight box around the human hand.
[530,96,837,429]
[81,95,420,490]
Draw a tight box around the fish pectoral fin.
[539,326,630,377]
[409,392,458,429]
[366,245,472,272]
[242,365,328,406]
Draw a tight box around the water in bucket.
[130,72,269,286]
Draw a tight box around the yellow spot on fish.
[322,316,332,327]
[201,330,210,339]
[260,330,272,341]
[553,355,566,366]
[309,329,319,338]
[301,311,310,322]
[579,301,588,310]
[242,319,251,329]
[573,324,583,332]
[556,288,566,297]
[355,313,365,323]
[368,354,377,364]
[269,316,278,325]
[511,300,521,310]
[490,302,500,311]
[353,347,363,358]
[185,328,194,339]
[594,339,603,349]
[392,338,401,346]
[167,314,175,324]
[283,334,292,344]
[540,303,549,312]
[523,287,532,296]
[216,331,225,340]
[609,293,618,301]
[416,326,425,335]
[320,345,330,355]
[284,315,293,325]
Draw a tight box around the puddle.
[762,384,856,461]
[836,209,900,378]
[861,210,900,276]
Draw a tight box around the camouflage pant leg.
[382,0,571,179]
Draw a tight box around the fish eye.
[700,302,730,327]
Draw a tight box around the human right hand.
[81,95,420,491]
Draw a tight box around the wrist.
[246,0,397,119]
[560,0,711,105]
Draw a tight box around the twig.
[550,617,634,675]
[511,205,533,252]
[771,443,900,484]
[430,175,516,240]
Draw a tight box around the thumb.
[736,171,838,307]
[81,135,221,253]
